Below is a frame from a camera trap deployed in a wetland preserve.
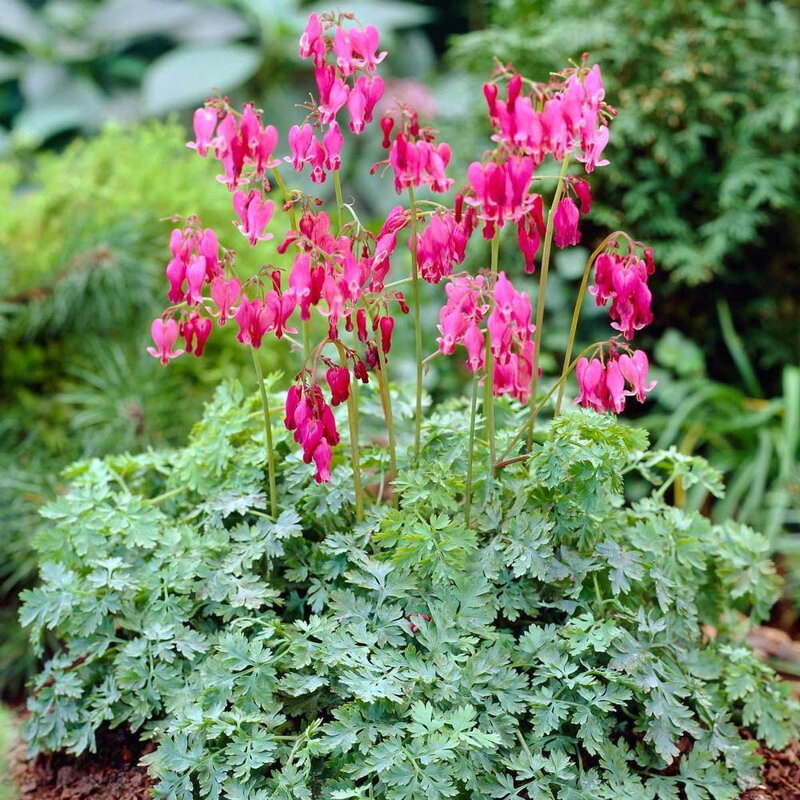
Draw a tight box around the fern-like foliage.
[20,382,798,799]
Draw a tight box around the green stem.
[333,169,345,233]
[251,349,278,519]
[271,166,297,232]
[485,231,501,475]
[375,336,398,482]
[554,232,622,417]
[384,277,413,291]
[145,486,188,506]
[408,185,424,464]
[529,155,570,444]
[465,374,480,526]
[335,342,364,521]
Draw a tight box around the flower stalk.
[485,232,501,474]
[465,373,480,525]
[335,341,364,521]
[529,155,570,443]
[408,184,424,464]
[251,349,278,518]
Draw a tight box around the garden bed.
[7,726,800,800]
[9,721,154,800]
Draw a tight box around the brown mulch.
[741,735,800,800]
[9,722,155,800]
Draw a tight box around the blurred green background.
[0,0,798,707]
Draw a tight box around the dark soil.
[10,723,154,800]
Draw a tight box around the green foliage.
[450,0,800,286]
[21,382,797,798]
[0,703,17,800]
[0,120,280,695]
[646,328,799,541]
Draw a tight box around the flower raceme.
[148,10,657,488]
[437,272,536,403]
[284,382,340,483]
[576,350,656,414]
[590,250,654,340]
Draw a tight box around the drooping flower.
[316,64,350,125]
[486,272,536,403]
[187,108,217,156]
[575,356,609,413]
[181,313,213,357]
[289,124,314,172]
[326,365,351,406]
[572,178,593,214]
[575,349,656,412]
[233,190,275,246]
[415,212,471,284]
[553,197,581,248]
[323,121,344,170]
[235,296,270,349]
[285,381,340,483]
[386,131,453,194]
[465,157,537,238]
[618,350,657,401]
[147,318,184,365]
[378,315,394,354]
[576,124,610,173]
[210,276,241,325]
[163,226,220,304]
[235,292,296,349]
[436,274,487,356]
[590,252,654,339]
[298,12,326,66]
[185,256,208,305]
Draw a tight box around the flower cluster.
[415,206,475,284]
[489,273,536,402]
[285,381,340,482]
[590,248,654,339]
[291,12,385,183]
[437,271,535,402]
[575,239,656,411]
[279,208,404,343]
[484,66,608,170]
[166,226,220,304]
[375,107,454,194]
[463,63,611,263]
[148,9,658,488]
[188,103,279,191]
[575,349,656,414]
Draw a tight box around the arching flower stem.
[529,155,570,445]
[554,231,625,416]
